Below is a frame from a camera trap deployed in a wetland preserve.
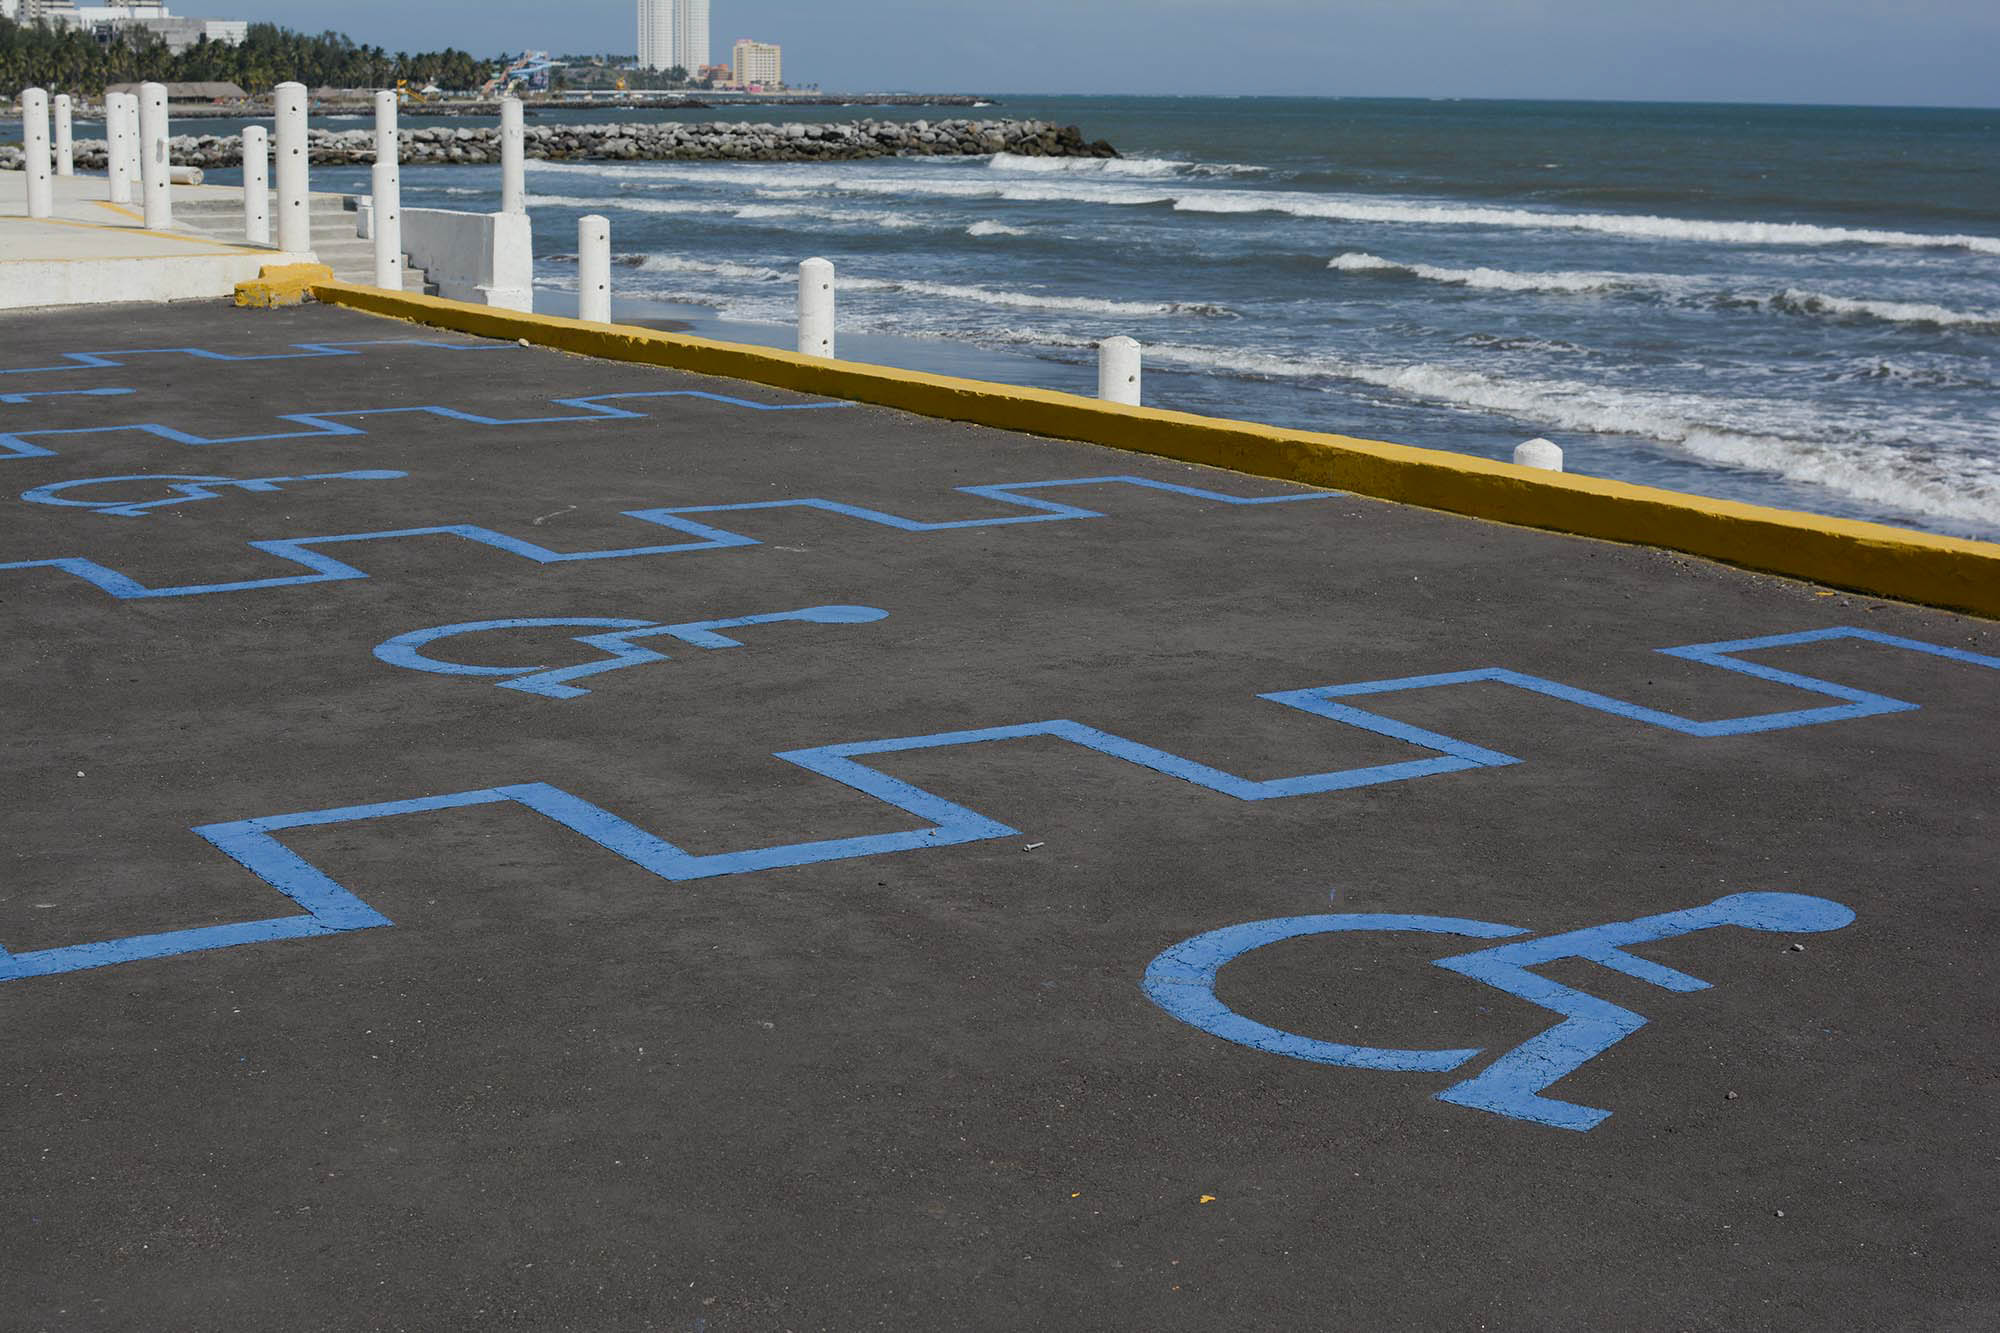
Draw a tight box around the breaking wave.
[1829,359,1994,391]
[987,153,1265,179]
[967,220,1028,237]
[636,255,790,282]
[1328,252,1669,294]
[632,255,1234,318]
[1327,256,2000,332]
[1767,288,2000,330]
[1127,341,2000,529]
[1175,194,2000,256]
[527,191,921,231]
[844,279,1232,318]
[526,160,2000,254]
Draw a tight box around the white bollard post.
[122,93,144,200]
[22,89,53,219]
[137,81,171,229]
[371,91,402,290]
[54,94,74,177]
[104,95,123,201]
[370,162,402,289]
[798,257,835,358]
[373,88,399,166]
[500,97,526,214]
[121,93,142,195]
[1097,336,1142,405]
[106,94,132,203]
[274,82,310,255]
[1513,437,1564,472]
[241,124,270,244]
[578,215,612,323]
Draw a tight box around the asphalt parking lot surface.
[3,301,1997,1331]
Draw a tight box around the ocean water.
[56,97,2000,538]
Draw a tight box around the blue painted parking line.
[1262,626,1990,741]
[0,387,137,405]
[22,469,409,518]
[1143,892,1856,1132]
[0,476,1332,599]
[0,339,512,376]
[375,605,890,698]
[0,389,853,461]
[1,626,1989,985]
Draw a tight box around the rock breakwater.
[0,119,1117,171]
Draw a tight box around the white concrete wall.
[0,251,316,311]
[398,206,533,312]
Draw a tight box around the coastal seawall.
[0,119,1117,170]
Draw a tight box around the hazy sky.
[242,0,1997,106]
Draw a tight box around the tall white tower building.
[637,0,676,71]
[673,0,709,77]
[637,0,705,73]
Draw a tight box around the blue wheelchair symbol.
[21,469,407,518]
[1143,892,1855,1131]
[374,605,889,699]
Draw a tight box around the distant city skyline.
[26,0,1998,106]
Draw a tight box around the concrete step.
[167,218,427,290]
[160,192,430,292]
[320,251,431,289]
[174,195,352,217]
[171,208,364,241]
[175,228,375,253]
[165,190,436,293]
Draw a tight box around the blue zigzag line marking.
[3,627,1992,983]
[0,475,1330,599]
[1,388,137,405]
[0,339,511,377]
[0,389,852,460]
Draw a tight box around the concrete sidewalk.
[0,173,324,309]
[2,300,1996,1330]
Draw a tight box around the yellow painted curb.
[308,281,2000,620]
[238,263,336,309]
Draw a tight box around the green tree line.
[1,20,496,98]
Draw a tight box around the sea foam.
[1768,288,2000,330]
[636,255,791,282]
[841,277,1231,318]
[1177,193,2000,256]
[1327,254,2000,331]
[987,153,1265,179]
[632,255,1232,318]
[527,159,2000,255]
[1328,252,1663,294]
[530,191,922,231]
[1128,341,2000,529]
